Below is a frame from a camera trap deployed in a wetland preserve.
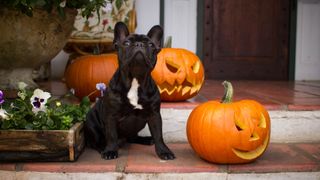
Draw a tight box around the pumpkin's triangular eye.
[235,118,246,131]
[192,61,200,73]
[165,59,179,73]
[258,113,267,128]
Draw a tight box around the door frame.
[289,0,298,80]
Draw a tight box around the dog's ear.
[147,25,163,48]
[113,22,129,48]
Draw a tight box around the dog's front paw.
[156,146,175,160]
[158,151,175,160]
[155,143,176,160]
[101,150,118,160]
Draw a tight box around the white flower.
[70,88,75,95]
[18,91,27,100]
[18,82,28,90]
[60,1,66,8]
[0,109,9,120]
[17,82,28,100]
[30,89,51,114]
[10,103,15,108]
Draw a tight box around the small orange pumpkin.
[151,48,205,101]
[64,54,118,101]
[186,81,270,164]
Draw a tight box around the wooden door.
[203,0,290,80]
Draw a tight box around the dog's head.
[113,22,163,77]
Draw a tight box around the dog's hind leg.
[84,100,106,153]
[84,125,106,152]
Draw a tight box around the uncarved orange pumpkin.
[64,54,118,101]
[151,48,205,101]
[186,81,270,164]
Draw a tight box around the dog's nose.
[134,42,144,48]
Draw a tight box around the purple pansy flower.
[0,90,4,105]
[96,83,106,97]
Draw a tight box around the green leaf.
[57,6,66,20]
[46,118,54,127]
[1,0,105,18]
[25,123,34,130]
[115,0,123,10]
[81,96,91,107]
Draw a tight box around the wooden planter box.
[0,122,84,162]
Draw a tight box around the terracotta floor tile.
[161,102,200,109]
[289,97,320,105]
[295,81,320,88]
[294,84,320,96]
[228,143,320,173]
[293,143,320,162]
[288,105,320,111]
[125,143,224,173]
[0,163,16,171]
[1,143,319,173]
[21,148,127,173]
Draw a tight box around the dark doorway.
[203,0,290,80]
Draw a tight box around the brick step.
[1,143,319,179]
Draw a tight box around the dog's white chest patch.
[127,78,143,109]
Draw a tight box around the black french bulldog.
[84,22,175,160]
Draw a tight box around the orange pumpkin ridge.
[186,81,271,164]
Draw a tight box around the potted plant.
[0,0,107,90]
[0,82,91,162]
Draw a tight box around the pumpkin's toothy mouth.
[157,81,203,96]
[231,134,269,160]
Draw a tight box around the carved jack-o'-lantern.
[151,48,205,101]
[186,81,270,164]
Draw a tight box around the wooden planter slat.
[0,122,84,162]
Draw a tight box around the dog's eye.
[124,41,131,46]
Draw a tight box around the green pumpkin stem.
[93,44,100,55]
[164,36,172,48]
[221,81,233,103]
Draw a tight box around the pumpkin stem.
[93,44,100,55]
[164,36,172,48]
[221,81,233,103]
[87,89,98,98]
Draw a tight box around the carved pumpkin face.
[151,48,205,101]
[186,81,270,164]
[230,101,270,161]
